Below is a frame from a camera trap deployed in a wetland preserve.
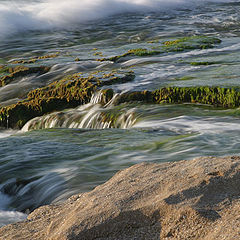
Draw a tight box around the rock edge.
[0,156,240,240]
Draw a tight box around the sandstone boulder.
[0,156,239,240]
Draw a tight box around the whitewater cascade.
[0,0,234,37]
[21,90,139,132]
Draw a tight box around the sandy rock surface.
[0,156,240,240]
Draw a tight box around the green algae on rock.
[153,87,240,107]
[97,48,162,62]
[11,53,60,64]
[116,86,240,108]
[97,36,221,62]
[162,36,221,52]
[0,76,95,129]
[98,72,135,86]
[0,71,135,129]
[0,65,10,74]
[173,76,195,81]
[190,61,218,66]
[1,80,240,129]
[0,66,50,87]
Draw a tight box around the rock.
[0,156,240,240]
[0,71,134,129]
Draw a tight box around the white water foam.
[0,210,27,227]
[0,129,19,138]
[0,0,236,37]
[133,115,240,134]
[0,192,27,227]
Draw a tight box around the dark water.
[1,0,240,226]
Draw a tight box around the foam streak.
[0,0,236,36]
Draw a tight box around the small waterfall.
[22,90,139,132]
[0,173,65,213]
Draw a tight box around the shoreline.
[1,155,239,239]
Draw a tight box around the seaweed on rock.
[97,48,161,62]
[97,35,221,62]
[0,66,50,86]
[2,80,240,129]
[0,71,135,129]
[119,87,240,107]
[11,53,60,64]
[115,87,240,108]
[190,61,218,66]
[162,36,221,52]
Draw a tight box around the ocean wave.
[0,0,237,37]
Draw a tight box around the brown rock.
[0,156,240,240]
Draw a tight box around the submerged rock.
[0,71,135,129]
[10,53,60,64]
[116,86,240,108]
[162,35,221,52]
[0,66,50,87]
[2,83,240,129]
[97,35,221,62]
[0,156,239,239]
[152,86,240,107]
[0,35,223,129]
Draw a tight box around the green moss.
[97,48,162,62]
[190,61,218,66]
[109,86,240,109]
[0,71,134,129]
[93,52,103,57]
[162,36,221,52]
[127,48,161,56]
[147,40,159,44]
[97,53,129,62]
[99,72,135,86]
[116,90,154,104]
[0,66,50,86]
[2,83,240,129]
[0,73,96,128]
[0,65,9,74]
[11,53,60,64]
[97,35,221,62]
[101,89,114,103]
[174,76,195,81]
[153,87,240,107]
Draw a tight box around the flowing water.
[1,0,240,227]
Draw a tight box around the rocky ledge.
[0,156,240,240]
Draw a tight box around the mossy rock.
[162,36,221,52]
[2,84,240,129]
[97,48,162,62]
[0,66,50,86]
[11,53,60,64]
[0,71,135,129]
[112,86,240,108]
[190,61,218,66]
[117,90,154,104]
[97,36,221,62]
[153,87,240,107]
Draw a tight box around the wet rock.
[0,66,50,87]
[0,71,134,129]
[97,35,221,62]
[0,156,239,239]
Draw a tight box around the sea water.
[0,0,240,226]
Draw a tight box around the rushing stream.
[1,0,240,227]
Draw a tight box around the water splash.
[0,186,27,226]
[0,173,65,212]
[22,90,138,131]
[0,0,235,37]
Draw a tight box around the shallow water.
[1,0,240,226]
